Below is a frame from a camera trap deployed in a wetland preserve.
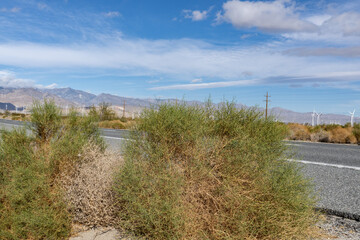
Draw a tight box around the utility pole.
[264,92,271,120]
[123,100,126,118]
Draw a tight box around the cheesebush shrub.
[0,100,104,239]
[114,101,318,240]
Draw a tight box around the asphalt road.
[0,119,359,219]
[285,141,360,220]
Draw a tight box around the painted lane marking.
[102,136,133,141]
[287,159,360,171]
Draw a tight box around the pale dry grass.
[287,123,311,141]
[310,130,330,142]
[58,143,123,228]
[330,127,357,144]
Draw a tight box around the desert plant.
[114,102,318,240]
[329,127,356,144]
[353,123,360,144]
[49,109,105,176]
[30,99,62,143]
[287,123,311,141]
[0,129,71,240]
[310,130,330,142]
[98,102,117,121]
[0,100,106,239]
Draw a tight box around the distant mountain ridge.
[0,87,358,125]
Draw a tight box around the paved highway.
[0,119,359,219]
[285,141,360,220]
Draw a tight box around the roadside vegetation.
[114,101,319,240]
[0,100,104,239]
[287,123,359,144]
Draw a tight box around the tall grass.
[0,100,104,239]
[114,101,318,240]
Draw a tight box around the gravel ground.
[69,215,360,240]
[315,215,360,240]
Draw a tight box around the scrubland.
[0,100,321,239]
[114,102,320,239]
[287,123,360,144]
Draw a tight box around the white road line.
[102,136,135,142]
[287,159,360,171]
[102,136,129,140]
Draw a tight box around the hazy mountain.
[90,93,154,108]
[42,88,96,105]
[0,87,73,107]
[0,86,358,125]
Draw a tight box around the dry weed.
[310,130,330,142]
[287,123,311,141]
[58,143,123,227]
[330,127,356,144]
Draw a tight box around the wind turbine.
[311,109,316,126]
[316,112,322,126]
[349,109,355,127]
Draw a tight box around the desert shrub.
[0,129,71,240]
[0,100,105,239]
[30,99,62,143]
[310,130,331,142]
[323,124,343,131]
[98,102,117,121]
[353,123,360,144]
[99,120,126,129]
[287,123,311,141]
[114,102,318,240]
[88,103,118,121]
[329,127,356,144]
[49,110,105,176]
[58,143,121,227]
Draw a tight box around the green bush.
[49,109,105,175]
[0,100,104,239]
[0,129,71,239]
[114,102,318,240]
[30,99,62,143]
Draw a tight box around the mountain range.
[0,87,358,125]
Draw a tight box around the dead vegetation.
[287,123,359,144]
[58,143,122,228]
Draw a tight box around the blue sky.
[1,0,360,114]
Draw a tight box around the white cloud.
[146,80,160,84]
[306,14,332,26]
[0,7,20,13]
[152,71,360,90]
[321,12,360,36]
[284,46,360,57]
[191,78,203,83]
[104,11,121,18]
[284,12,360,42]
[217,0,317,33]
[151,79,258,90]
[37,3,49,11]
[183,9,208,21]
[0,70,57,88]
[0,38,359,90]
